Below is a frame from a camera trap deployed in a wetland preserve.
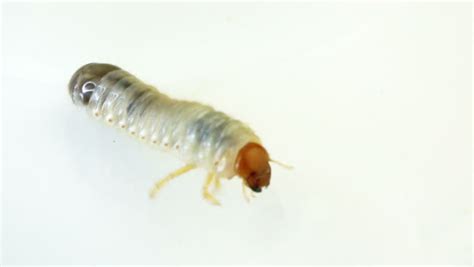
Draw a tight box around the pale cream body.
[73,68,260,178]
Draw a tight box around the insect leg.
[149,164,196,198]
[203,173,221,205]
[242,181,252,203]
[213,176,221,191]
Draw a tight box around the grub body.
[69,63,260,178]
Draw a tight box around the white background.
[2,3,471,265]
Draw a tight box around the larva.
[69,63,286,204]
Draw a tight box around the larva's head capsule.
[68,63,120,105]
[235,142,271,193]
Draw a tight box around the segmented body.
[73,66,260,178]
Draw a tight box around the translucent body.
[70,64,261,178]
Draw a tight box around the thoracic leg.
[149,164,196,198]
[242,181,251,202]
[213,176,221,191]
[203,173,220,205]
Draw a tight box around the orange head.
[235,142,271,193]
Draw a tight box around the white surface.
[2,3,471,265]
